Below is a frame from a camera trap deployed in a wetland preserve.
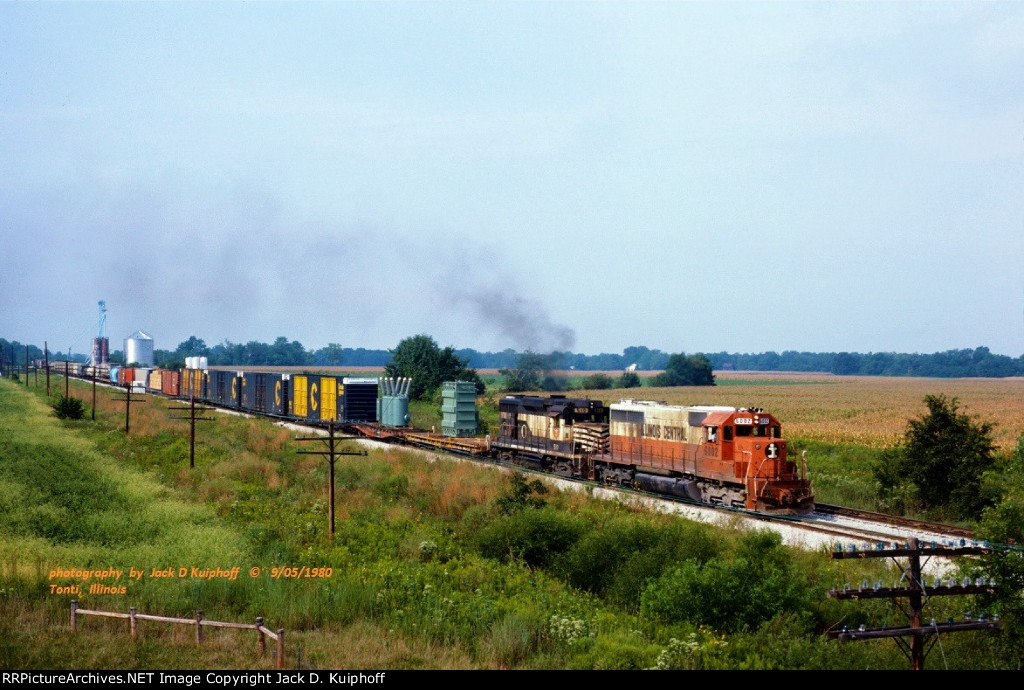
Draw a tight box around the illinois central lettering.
[643,423,661,439]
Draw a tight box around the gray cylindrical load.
[379,377,410,427]
[124,330,154,367]
[380,395,410,427]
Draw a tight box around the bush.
[617,372,641,388]
[50,394,85,420]
[639,530,809,632]
[495,471,548,514]
[555,516,720,607]
[581,374,613,390]
[474,507,583,569]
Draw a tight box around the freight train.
[65,364,813,513]
[101,365,379,423]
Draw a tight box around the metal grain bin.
[442,381,477,437]
[124,330,154,367]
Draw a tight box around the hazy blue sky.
[3,2,1022,357]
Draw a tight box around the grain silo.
[124,330,154,367]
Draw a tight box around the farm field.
[578,373,1024,452]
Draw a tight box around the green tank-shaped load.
[442,381,478,437]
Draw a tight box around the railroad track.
[814,503,975,540]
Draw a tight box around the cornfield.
[585,373,1024,451]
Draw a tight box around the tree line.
[708,346,1024,378]
[6,336,1022,379]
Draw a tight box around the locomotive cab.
[701,410,813,513]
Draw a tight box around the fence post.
[196,611,203,645]
[276,629,285,670]
[71,600,78,633]
[256,617,266,655]
[130,607,138,640]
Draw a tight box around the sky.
[2,2,1022,358]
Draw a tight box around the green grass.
[791,439,887,509]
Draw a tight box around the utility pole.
[24,345,28,388]
[168,396,215,469]
[827,537,1001,669]
[294,422,367,539]
[111,383,145,435]
[91,365,97,421]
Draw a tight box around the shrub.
[617,372,641,388]
[474,507,583,568]
[50,394,85,420]
[555,516,720,607]
[639,530,809,632]
[581,374,613,390]
[495,471,548,514]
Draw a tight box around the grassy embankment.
[0,375,1003,669]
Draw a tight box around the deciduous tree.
[385,334,483,400]
[651,353,715,387]
[874,394,998,519]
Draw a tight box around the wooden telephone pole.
[168,396,215,468]
[827,537,1001,669]
[294,422,367,539]
[111,383,146,434]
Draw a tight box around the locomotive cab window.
[723,426,733,441]
[707,426,718,443]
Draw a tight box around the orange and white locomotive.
[493,395,813,513]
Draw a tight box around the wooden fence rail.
[70,600,284,669]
